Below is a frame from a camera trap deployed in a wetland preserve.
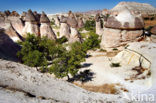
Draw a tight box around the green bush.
[17,33,64,68]
[56,36,68,44]
[84,20,95,31]
[82,32,100,51]
[110,63,121,67]
[49,42,86,79]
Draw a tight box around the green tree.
[49,42,86,80]
[84,20,95,31]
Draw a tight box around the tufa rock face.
[40,12,56,40]
[151,25,156,35]
[95,14,103,36]
[100,8,144,48]
[67,11,78,28]
[59,22,70,38]
[0,28,20,61]
[77,17,84,28]
[22,10,40,36]
[40,11,50,23]
[111,2,156,15]
[105,8,144,30]
[25,9,37,22]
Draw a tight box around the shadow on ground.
[69,69,95,83]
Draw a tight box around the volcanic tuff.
[111,2,156,15]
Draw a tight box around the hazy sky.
[0,0,156,14]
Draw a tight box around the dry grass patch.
[106,51,120,57]
[74,83,119,94]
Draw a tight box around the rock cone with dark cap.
[95,13,103,36]
[40,11,56,40]
[77,17,84,28]
[67,11,78,28]
[100,8,144,48]
[22,9,40,36]
[60,16,70,38]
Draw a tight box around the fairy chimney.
[22,9,40,37]
[40,11,56,40]
[95,13,103,36]
[101,8,144,48]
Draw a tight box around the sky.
[0,0,156,14]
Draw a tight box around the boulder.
[40,12,56,40]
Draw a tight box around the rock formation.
[59,15,70,38]
[0,28,20,61]
[110,2,156,16]
[151,25,156,35]
[40,11,56,40]
[77,17,84,28]
[54,16,60,27]
[67,11,82,43]
[100,8,144,48]
[0,58,127,103]
[95,13,103,36]
[7,12,24,35]
[59,11,81,43]
[22,9,40,37]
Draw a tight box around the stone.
[25,9,37,22]
[40,11,50,23]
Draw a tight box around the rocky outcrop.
[0,59,128,103]
[100,8,144,48]
[59,11,81,43]
[0,28,20,61]
[110,2,156,16]
[54,16,60,27]
[95,14,103,36]
[22,9,40,37]
[40,12,56,40]
[77,17,84,28]
[151,25,156,35]
[59,16,70,38]
[7,16,24,35]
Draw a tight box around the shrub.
[110,63,121,67]
[82,31,100,51]
[84,20,95,31]
[112,48,118,51]
[49,42,86,79]
[56,36,68,44]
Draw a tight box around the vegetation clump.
[17,32,100,80]
[110,63,121,67]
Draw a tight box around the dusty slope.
[0,59,129,103]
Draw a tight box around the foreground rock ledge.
[0,59,128,103]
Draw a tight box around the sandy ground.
[75,42,156,97]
